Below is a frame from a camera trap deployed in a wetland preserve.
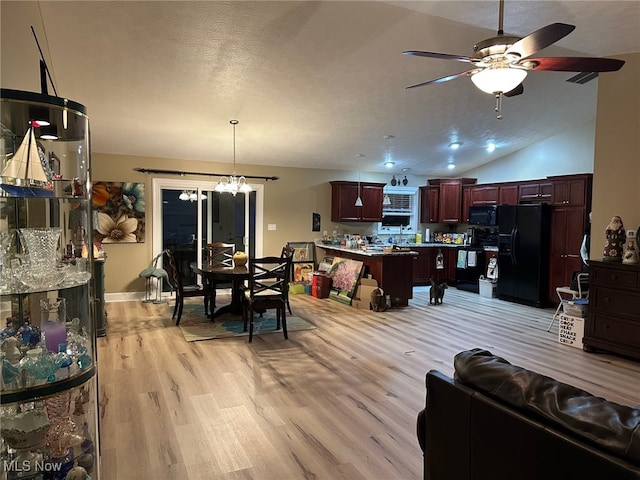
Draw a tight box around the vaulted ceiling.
[2,1,639,177]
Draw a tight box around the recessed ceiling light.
[447,163,456,170]
[487,142,496,152]
[401,167,410,172]
[449,142,462,150]
[384,160,395,168]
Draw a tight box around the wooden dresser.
[584,261,640,361]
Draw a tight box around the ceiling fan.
[403,0,625,117]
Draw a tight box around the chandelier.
[215,119,252,196]
[179,190,207,202]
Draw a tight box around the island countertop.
[315,240,460,257]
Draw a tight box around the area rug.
[177,303,315,342]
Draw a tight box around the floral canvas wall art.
[92,182,145,243]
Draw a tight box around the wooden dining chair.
[206,242,235,308]
[280,245,295,314]
[165,249,213,325]
[242,255,293,343]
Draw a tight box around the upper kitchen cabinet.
[498,183,519,205]
[330,181,385,222]
[550,174,592,207]
[468,185,499,205]
[428,178,476,224]
[419,186,440,223]
[519,180,553,203]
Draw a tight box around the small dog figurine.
[429,278,448,305]
[370,287,389,312]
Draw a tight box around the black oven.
[468,205,498,226]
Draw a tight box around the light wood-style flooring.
[97,287,640,480]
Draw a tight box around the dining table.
[190,263,249,320]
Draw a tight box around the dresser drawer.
[589,313,640,349]
[590,286,640,317]
[591,264,639,288]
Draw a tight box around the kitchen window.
[378,186,418,235]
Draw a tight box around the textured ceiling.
[1,1,639,177]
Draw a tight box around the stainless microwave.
[468,205,498,226]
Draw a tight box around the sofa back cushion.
[453,348,640,466]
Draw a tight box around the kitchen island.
[315,242,417,307]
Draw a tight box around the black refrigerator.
[497,204,551,307]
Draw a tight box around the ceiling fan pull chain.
[494,93,504,120]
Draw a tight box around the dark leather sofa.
[417,348,640,480]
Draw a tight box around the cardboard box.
[352,275,379,310]
[479,278,497,298]
[558,314,584,349]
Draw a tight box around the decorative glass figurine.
[622,229,639,264]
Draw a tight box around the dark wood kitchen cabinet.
[428,178,476,224]
[412,247,437,285]
[412,246,457,286]
[519,181,553,203]
[419,186,440,223]
[550,174,592,207]
[469,185,499,205]
[462,185,499,223]
[584,261,640,361]
[547,174,592,303]
[440,180,465,223]
[498,183,519,205]
[548,206,587,303]
[330,181,385,222]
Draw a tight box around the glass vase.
[18,227,61,268]
[44,390,83,456]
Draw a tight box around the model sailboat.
[0,127,53,197]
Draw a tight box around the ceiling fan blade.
[503,83,524,97]
[403,50,478,64]
[405,69,478,89]
[506,23,575,59]
[523,56,625,72]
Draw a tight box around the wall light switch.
[268,224,277,231]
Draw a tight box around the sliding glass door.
[152,178,263,287]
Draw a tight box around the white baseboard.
[105,292,176,303]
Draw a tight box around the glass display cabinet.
[0,89,100,479]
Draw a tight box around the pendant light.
[215,119,252,196]
[355,154,364,207]
[382,135,393,206]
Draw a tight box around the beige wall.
[92,154,421,293]
[591,52,640,259]
[464,120,596,183]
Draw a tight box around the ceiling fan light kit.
[470,66,527,95]
[404,0,625,116]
